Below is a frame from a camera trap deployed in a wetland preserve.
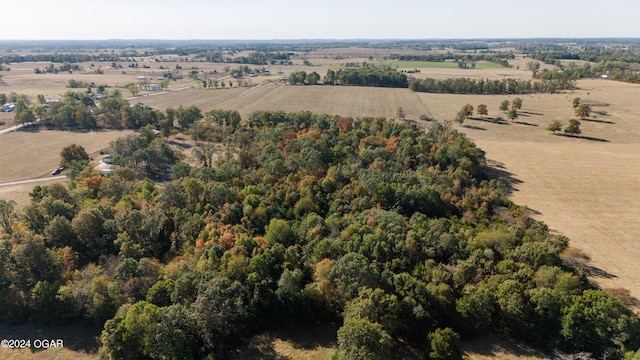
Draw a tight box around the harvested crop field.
[136,85,431,120]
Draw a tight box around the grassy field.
[381,60,505,69]
[0,323,100,360]
[2,54,640,359]
[0,129,133,184]
[0,129,133,210]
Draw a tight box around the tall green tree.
[499,100,510,112]
[572,97,581,109]
[575,104,591,119]
[0,199,17,235]
[460,104,473,119]
[60,144,90,168]
[477,104,488,118]
[547,120,562,134]
[527,61,541,78]
[511,97,523,110]
[337,318,392,360]
[101,301,162,360]
[126,83,139,97]
[561,290,640,358]
[564,119,581,136]
[428,328,462,360]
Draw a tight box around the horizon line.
[1,37,640,42]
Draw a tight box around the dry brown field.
[0,129,133,184]
[2,53,640,359]
[0,129,133,210]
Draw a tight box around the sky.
[2,0,639,40]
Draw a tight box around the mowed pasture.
[0,129,133,208]
[0,129,133,183]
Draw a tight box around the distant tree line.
[536,61,640,84]
[289,71,321,85]
[523,45,640,65]
[324,68,409,87]
[197,50,292,65]
[408,77,574,94]
[389,52,514,67]
[520,44,640,84]
[0,53,120,64]
[295,68,576,94]
[33,62,82,74]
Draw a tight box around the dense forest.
[1,104,640,359]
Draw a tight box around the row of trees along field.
[6,90,181,132]
[389,52,514,68]
[286,67,576,94]
[408,76,575,94]
[521,44,640,84]
[1,105,640,359]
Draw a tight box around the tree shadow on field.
[0,322,101,354]
[483,159,523,196]
[554,133,609,142]
[514,121,538,127]
[605,288,640,310]
[233,321,338,360]
[231,335,287,360]
[520,111,543,116]
[272,321,338,351]
[580,117,615,124]
[562,248,617,279]
[462,333,545,359]
[18,124,42,133]
[463,124,487,131]
[469,116,509,125]
[169,139,194,149]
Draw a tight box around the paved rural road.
[0,176,66,187]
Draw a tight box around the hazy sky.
[2,0,639,40]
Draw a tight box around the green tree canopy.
[60,144,90,168]
[0,199,17,235]
[547,120,562,134]
[564,119,581,136]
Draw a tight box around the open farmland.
[380,60,504,69]
[2,43,640,359]
[132,77,640,307]
[5,55,640,304]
